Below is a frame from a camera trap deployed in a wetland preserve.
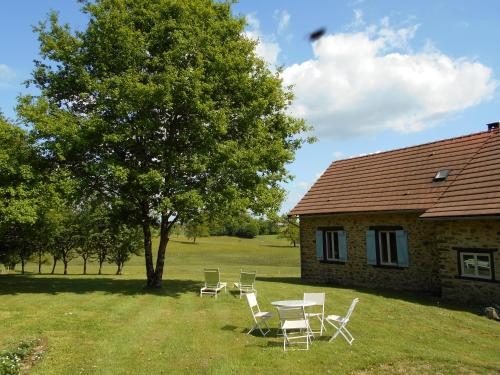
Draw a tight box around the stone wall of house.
[436,220,500,305]
[299,213,441,293]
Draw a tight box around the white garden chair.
[325,298,359,345]
[303,292,327,335]
[200,268,227,298]
[277,306,312,351]
[246,292,272,336]
[234,270,257,298]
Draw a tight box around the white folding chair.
[200,268,227,298]
[277,306,312,351]
[303,292,327,336]
[246,292,272,336]
[325,298,359,345]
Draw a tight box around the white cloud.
[274,9,291,35]
[332,151,344,159]
[0,64,16,88]
[245,13,281,66]
[296,181,311,189]
[282,16,498,139]
[350,9,364,28]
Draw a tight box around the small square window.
[459,252,493,280]
[433,169,450,182]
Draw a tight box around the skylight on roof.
[433,169,449,182]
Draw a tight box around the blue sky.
[1,1,499,213]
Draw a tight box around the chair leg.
[340,326,354,345]
[318,315,327,335]
[327,321,342,342]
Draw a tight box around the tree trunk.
[116,263,122,275]
[83,257,87,275]
[153,214,170,288]
[21,258,25,274]
[141,203,155,287]
[51,256,57,274]
[293,240,296,247]
[63,260,68,275]
[98,259,104,275]
[38,252,42,274]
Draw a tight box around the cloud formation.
[244,13,281,66]
[282,17,498,139]
[274,9,291,35]
[0,64,16,88]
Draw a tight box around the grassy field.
[1,235,499,375]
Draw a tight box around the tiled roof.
[290,128,500,218]
[421,128,500,218]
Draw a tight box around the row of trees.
[0,113,142,275]
[1,0,309,287]
[182,213,299,245]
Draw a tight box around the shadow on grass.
[170,239,197,245]
[0,275,200,298]
[257,276,484,316]
[261,244,297,249]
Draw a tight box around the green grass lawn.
[1,235,499,374]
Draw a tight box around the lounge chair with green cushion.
[233,270,257,298]
[200,268,227,298]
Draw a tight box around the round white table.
[271,299,317,308]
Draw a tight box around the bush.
[0,352,20,375]
[235,221,259,238]
[0,338,43,375]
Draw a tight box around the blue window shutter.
[315,230,324,260]
[366,230,377,265]
[338,231,347,261]
[396,230,409,267]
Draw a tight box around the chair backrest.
[240,270,256,286]
[246,293,260,316]
[344,298,359,322]
[204,268,220,288]
[303,292,325,306]
[277,306,306,323]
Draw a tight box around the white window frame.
[324,230,341,261]
[460,252,493,280]
[378,230,398,266]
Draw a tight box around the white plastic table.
[271,300,317,308]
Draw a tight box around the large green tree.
[19,0,309,287]
[0,114,40,272]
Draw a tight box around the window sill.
[370,264,407,270]
[319,260,346,265]
[455,276,499,283]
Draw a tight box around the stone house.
[290,123,500,305]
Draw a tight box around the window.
[315,228,347,262]
[378,231,398,266]
[459,252,493,280]
[366,227,409,267]
[325,230,340,261]
[433,169,450,182]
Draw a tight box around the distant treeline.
[176,213,299,245]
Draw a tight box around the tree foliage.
[184,217,209,243]
[107,224,143,275]
[277,215,300,247]
[18,0,309,287]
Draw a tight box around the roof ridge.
[335,129,492,163]
[422,130,497,216]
